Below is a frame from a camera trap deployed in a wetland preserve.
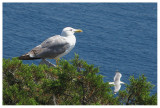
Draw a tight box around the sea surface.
[3,3,157,94]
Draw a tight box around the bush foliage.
[3,54,157,105]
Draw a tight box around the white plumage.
[109,72,125,94]
[18,27,82,66]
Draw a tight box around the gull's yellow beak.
[75,29,83,33]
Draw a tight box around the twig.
[53,94,57,105]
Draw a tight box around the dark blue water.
[3,3,157,94]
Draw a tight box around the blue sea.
[3,3,157,94]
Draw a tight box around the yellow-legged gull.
[18,27,82,66]
[109,72,125,94]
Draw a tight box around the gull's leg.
[56,58,60,66]
[56,59,58,65]
[55,58,62,73]
[39,59,56,67]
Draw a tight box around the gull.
[18,27,83,66]
[109,72,125,94]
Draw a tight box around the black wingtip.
[18,54,40,60]
[18,55,30,60]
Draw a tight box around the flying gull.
[109,71,125,94]
[18,27,83,66]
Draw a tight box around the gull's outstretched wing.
[109,82,115,85]
[19,35,70,60]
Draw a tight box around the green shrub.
[118,75,157,105]
[3,54,157,105]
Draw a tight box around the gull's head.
[115,72,122,79]
[61,27,83,36]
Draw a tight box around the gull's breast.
[55,36,76,59]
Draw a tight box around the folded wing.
[19,35,70,60]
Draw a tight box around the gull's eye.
[70,29,73,31]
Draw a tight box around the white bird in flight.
[109,72,125,94]
[18,27,83,66]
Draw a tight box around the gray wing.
[114,72,122,82]
[26,35,70,59]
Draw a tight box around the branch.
[53,94,57,105]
